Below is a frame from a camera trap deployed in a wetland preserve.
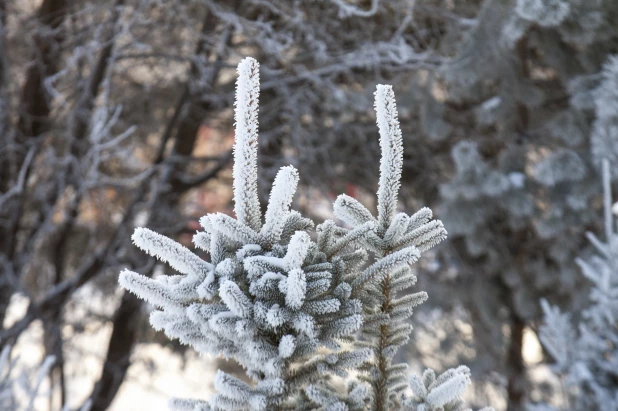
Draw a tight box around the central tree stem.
[375,270,392,411]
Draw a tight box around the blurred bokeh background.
[2,0,618,410]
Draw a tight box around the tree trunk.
[88,290,143,411]
[0,0,67,333]
[506,314,526,411]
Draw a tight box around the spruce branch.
[261,165,300,245]
[375,84,404,235]
[233,57,262,231]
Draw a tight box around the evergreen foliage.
[408,1,618,404]
[119,58,492,411]
[536,160,618,410]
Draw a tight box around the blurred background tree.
[1,0,617,410]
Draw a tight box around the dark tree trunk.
[15,0,67,139]
[506,314,526,411]
[88,290,143,411]
[0,0,67,333]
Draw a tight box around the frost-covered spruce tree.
[119,57,492,411]
[413,1,618,406]
[535,159,618,410]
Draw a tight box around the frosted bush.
[537,160,618,410]
[515,0,570,27]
